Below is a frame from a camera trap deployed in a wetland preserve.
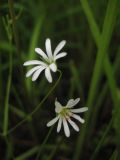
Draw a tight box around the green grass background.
[0,0,120,159]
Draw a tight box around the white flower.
[23,38,67,83]
[47,98,88,137]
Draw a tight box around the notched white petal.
[45,67,52,83]
[45,38,53,59]
[57,117,62,133]
[67,118,79,132]
[63,118,70,137]
[54,40,66,56]
[54,52,67,61]
[66,98,80,108]
[55,100,63,113]
[47,116,59,127]
[70,107,88,113]
[49,63,57,72]
[23,60,46,66]
[32,67,45,81]
[66,99,74,108]
[26,66,41,77]
[71,114,85,123]
[35,48,48,60]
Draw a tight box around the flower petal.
[55,99,63,113]
[67,118,79,132]
[26,66,42,77]
[71,114,85,123]
[66,98,80,108]
[63,118,70,137]
[57,117,62,133]
[70,107,88,113]
[54,52,67,61]
[54,40,66,56]
[23,60,47,66]
[35,48,48,60]
[49,63,57,72]
[45,67,52,83]
[45,38,53,59]
[47,116,59,127]
[32,66,45,81]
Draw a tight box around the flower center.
[59,108,70,118]
[40,56,54,65]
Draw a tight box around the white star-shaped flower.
[47,98,88,137]
[23,38,67,83]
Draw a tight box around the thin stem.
[3,39,12,136]
[15,146,39,160]
[5,136,15,159]
[6,70,62,135]
[8,0,21,59]
[35,126,54,160]
[8,0,28,95]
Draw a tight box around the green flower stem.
[35,126,54,160]
[6,70,62,135]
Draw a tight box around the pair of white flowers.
[23,38,88,137]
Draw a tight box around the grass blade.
[74,0,118,159]
[3,40,12,136]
